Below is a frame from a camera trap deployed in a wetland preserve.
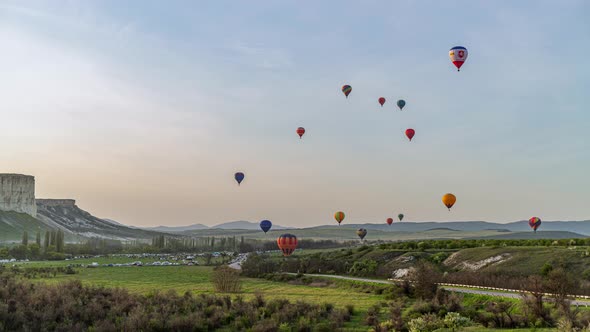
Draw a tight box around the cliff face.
[0,174,164,241]
[0,174,36,217]
[36,199,76,207]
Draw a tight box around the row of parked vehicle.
[86,260,199,268]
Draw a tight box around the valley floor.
[9,257,581,331]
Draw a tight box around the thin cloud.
[227,42,293,69]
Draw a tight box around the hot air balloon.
[398,214,404,222]
[405,129,415,141]
[442,193,456,211]
[277,233,298,256]
[334,211,345,225]
[378,97,386,107]
[397,99,406,110]
[296,127,305,139]
[449,46,468,71]
[386,218,393,226]
[529,217,541,232]
[234,172,245,186]
[260,220,272,234]
[356,228,367,240]
[342,85,352,98]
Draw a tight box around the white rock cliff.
[0,174,36,217]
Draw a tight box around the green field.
[9,256,573,330]
[12,258,386,330]
[38,265,383,311]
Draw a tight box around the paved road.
[287,273,392,284]
[287,273,590,306]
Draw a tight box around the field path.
[288,273,590,306]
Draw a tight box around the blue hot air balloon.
[260,220,272,233]
[235,172,245,185]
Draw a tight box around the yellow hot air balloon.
[442,193,456,211]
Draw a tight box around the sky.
[0,1,589,227]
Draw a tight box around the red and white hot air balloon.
[449,46,468,71]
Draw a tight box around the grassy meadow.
[10,260,562,331]
[36,264,384,311]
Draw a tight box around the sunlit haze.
[1,1,589,227]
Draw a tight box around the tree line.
[0,230,66,260]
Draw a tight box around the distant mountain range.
[1,199,589,243]
[466,231,587,240]
[148,220,292,232]
[315,220,590,236]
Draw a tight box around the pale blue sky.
[0,1,588,227]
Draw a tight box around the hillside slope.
[0,210,56,242]
[34,199,164,241]
[466,231,586,240]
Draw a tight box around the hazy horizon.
[1,1,589,228]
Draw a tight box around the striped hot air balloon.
[277,234,298,256]
[342,85,352,98]
[334,211,345,225]
[529,217,541,232]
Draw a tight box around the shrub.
[365,303,382,328]
[409,262,441,300]
[212,266,242,293]
[0,275,346,331]
[348,259,378,277]
[443,312,471,331]
[407,314,443,332]
[345,304,355,316]
[540,262,553,276]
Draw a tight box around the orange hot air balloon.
[277,233,298,256]
[386,218,393,225]
[442,193,456,211]
[405,129,415,141]
[296,127,305,139]
[378,97,386,106]
[334,211,345,225]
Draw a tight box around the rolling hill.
[148,223,209,232]
[308,220,590,235]
[0,210,55,242]
[466,230,587,240]
[148,220,292,233]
